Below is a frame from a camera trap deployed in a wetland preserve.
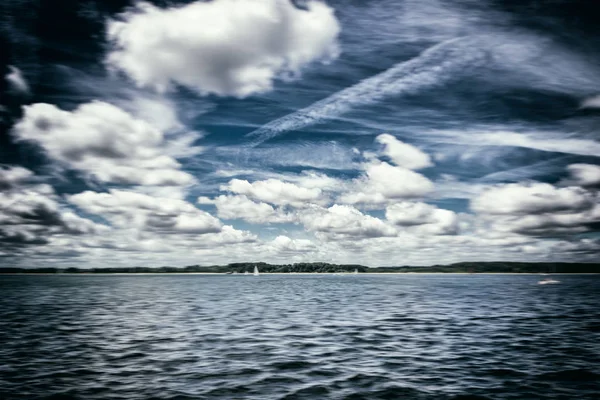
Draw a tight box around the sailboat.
[353,269,358,274]
[253,266,259,276]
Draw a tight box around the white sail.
[354,269,358,274]
[253,266,259,276]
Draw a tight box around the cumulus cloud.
[12,101,196,186]
[300,204,396,239]
[385,202,458,235]
[5,65,30,94]
[340,161,434,206]
[375,134,432,170]
[562,164,600,188]
[0,165,33,190]
[580,95,600,109]
[270,235,316,253]
[471,183,594,216]
[472,182,600,236]
[198,194,294,224]
[0,167,107,248]
[221,178,324,207]
[69,190,222,234]
[106,0,340,97]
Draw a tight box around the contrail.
[246,36,490,145]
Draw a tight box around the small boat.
[538,278,560,285]
[253,266,259,276]
[353,269,358,274]
[244,271,249,275]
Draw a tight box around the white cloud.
[246,35,490,144]
[300,204,396,239]
[269,235,316,253]
[430,129,600,157]
[106,0,340,97]
[471,183,594,215]
[375,133,432,170]
[198,225,257,247]
[385,201,458,235]
[340,161,434,206]
[69,190,222,234]
[198,194,293,224]
[0,165,33,190]
[5,65,30,94]
[222,178,324,207]
[12,101,196,186]
[580,95,600,109]
[0,167,107,248]
[562,164,600,188]
[471,182,600,236]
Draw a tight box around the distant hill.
[1,261,599,274]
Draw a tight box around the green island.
[1,262,599,274]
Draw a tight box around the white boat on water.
[253,266,259,276]
[538,277,560,285]
[353,269,358,274]
[244,271,249,275]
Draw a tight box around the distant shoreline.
[2,261,599,275]
[2,272,599,276]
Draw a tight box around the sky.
[1,0,599,268]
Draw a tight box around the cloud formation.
[375,134,433,170]
[5,65,30,95]
[300,204,396,239]
[106,0,340,97]
[340,161,434,206]
[221,178,325,207]
[198,194,293,224]
[563,164,600,188]
[13,101,196,186]
[69,190,222,234]
[247,35,489,143]
[472,182,600,236]
[580,95,600,109]
[0,167,106,250]
[386,202,458,235]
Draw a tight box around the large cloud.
[106,0,340,97]
[12,101,196,186]
[375,134,432,170]
[221,178,324,207]
[471,183,594,215]
[339,161,434,206]
[0,167,106,248]
[198,194,293,224]
[472,182,600,236]
[300,204,396,239]
[69,190,222,234]
[562,164,600,188]
[385,202,458,235]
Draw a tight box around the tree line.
[0,261,599,274]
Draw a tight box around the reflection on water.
[0,274,598,399]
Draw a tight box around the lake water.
[0,274,598,400]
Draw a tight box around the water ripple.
[0,274,598,399]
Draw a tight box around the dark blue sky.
[1,0,599,267]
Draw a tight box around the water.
[0,274,598,400]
